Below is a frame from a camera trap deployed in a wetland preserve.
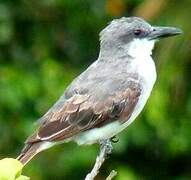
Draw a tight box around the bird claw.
[111,136,119,143]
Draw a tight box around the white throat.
[127,39,155,58]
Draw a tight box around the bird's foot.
[111,136,119,143]
[99,139,113,155]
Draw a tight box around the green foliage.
[0,0,191,179]
[0,158,29,180]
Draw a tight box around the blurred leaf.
[106,0,126,16]
[0,158,29,180]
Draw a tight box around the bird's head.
[99,17,182,58]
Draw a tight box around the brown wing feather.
[26,85,141,143]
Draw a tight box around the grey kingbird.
[17,17,182,165]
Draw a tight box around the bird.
[17,17,182,165]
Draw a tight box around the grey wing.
[26,60,142,143]
[26,80,141,143]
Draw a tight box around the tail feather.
[17,142,42,165]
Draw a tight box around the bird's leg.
[85,139,113,180]
[100,139,113,155]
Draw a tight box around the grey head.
[99,17,182,57]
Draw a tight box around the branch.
[85,139,117,180]
[106,170,117,180]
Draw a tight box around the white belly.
[74,56,157,145]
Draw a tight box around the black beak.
[148,26,183,40]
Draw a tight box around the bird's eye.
[134,29,142,36]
